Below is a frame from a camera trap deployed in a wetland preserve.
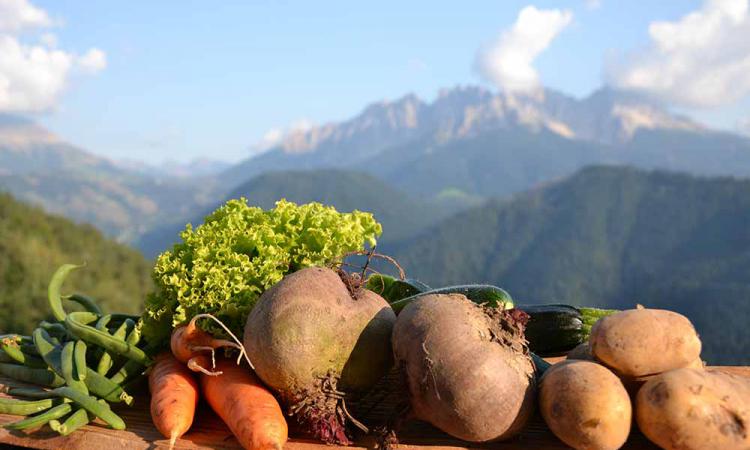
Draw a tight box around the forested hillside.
[395,166,750,364]
[0,193,152,334]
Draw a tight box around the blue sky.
[3,0,749,163]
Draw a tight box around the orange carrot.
[201,358,288,450]
[171,313,251,375]
[149,352,199,449]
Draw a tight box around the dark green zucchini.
[520,304,617,356]
[390,284,513,314]
[366,274,431,303]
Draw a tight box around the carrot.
[200,358,288,450]
[149,352,199,449]
[171,313,251,375]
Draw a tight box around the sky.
[1,0,750,164]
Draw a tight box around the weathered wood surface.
[0,366,747,449]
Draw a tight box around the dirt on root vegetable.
[243,266,396,444]
[392,293,536,443]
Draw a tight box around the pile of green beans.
[0,264,154,435]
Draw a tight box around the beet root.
[244,266,396,444]
[392,293,536,442]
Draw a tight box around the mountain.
[0,114,220,242]
[115,157,232,178]
[393,166,750,365]
[136,169,456,258]
[221,86,705,190]
[0,114,113,176]
[0,192,152,334]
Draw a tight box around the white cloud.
[39,32,57,48]
[585,0,601,10]
[77,48,107,73]
[607,0,750,108]
[475,6,573,94]
[0,0,51,32]
[0,0,106,113]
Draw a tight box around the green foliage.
[0,193,151,335]
[395,166,750,365]
[143,198,382,343]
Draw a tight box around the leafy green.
[142,198,382,343]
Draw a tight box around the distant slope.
[394,166,750,365]
[0,193,152,334]
[372,128,613,198]
[136,169,452,258]
[0,114,220,242]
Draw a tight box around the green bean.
[97,321,129,376]
[0,343,47,369]
[65,312,151,366]
[7,387,56,399]
[19,343,41,356]
[111,322,143,370]
[124,323,141,347]
[50,407,90,436]
[0,397,58,415]
[95,314,112,331]
[4,403,72,430]
[108,359,143,386]
[74,341,87,381]
[52,386,125,430]
[84,368,133,404]
[32,328,126,402]
[39,321,69,340]
[32,328,63,377]
[47,263,85,322]
[61,342,88,395]
[0,363,65,387]
[66,293,103,315]
[108,313,140,323]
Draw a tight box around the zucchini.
[366,274,430,303]
[390,284,513,314]
[520,304,617,356]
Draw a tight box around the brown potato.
[590,308,701,377]
[567,342,595,361]
[636,368,750,450]
[540,360,632,450]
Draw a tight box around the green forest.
[0,193,152,334]
[393,166,750,365]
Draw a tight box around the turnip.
[392,293,536,442]
[243,266,396,444]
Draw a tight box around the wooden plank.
[0,366,747,450]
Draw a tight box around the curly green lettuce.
[143,198,382,344]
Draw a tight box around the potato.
[590,308,701,377]
[540,360,632,450]
[567,342,595,361]
[636,368,750,450]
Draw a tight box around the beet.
[243,266,396,444]
[392,293,536,442]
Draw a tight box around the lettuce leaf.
[143,198,382,344]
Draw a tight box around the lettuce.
[143,198,382,344]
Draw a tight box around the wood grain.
[0,366,747,450]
